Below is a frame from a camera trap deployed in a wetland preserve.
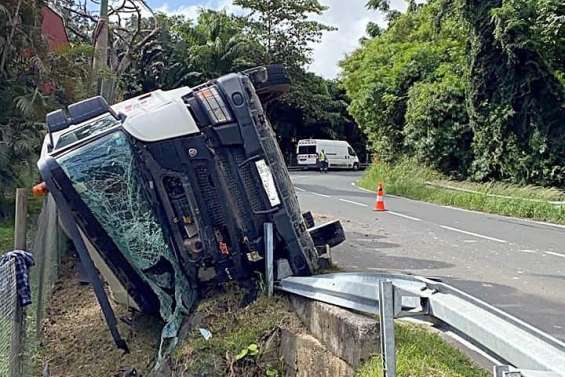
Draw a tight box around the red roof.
[41,6,69,51]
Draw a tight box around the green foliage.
[267,71,364,160]
[342,1,466,167]
[463,0,565,186]
[0,221,14,252]
[235,343,259,360]
[173,289,290,376]
[404,73,472,177]
[356,324,490,377]
[234,0,336,68]
[344,0,565,187]
[0,0,93,217]
[359,159,565,224]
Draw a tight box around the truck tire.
[250,65,290,103]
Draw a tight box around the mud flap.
[308,220,346,250]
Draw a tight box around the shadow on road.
[333,231,455,271]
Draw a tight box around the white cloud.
[156,0,239,21]
[309,0,408,79]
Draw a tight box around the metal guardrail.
[277,272,565,377]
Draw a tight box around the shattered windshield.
[56,113,120,149]
[55,130,195,350]
[56,131,168,269]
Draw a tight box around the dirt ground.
[38,256,307,377]
[38,255,161,377]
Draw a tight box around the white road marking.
[354,239,381,242]
[311,192,331,198]
[294,186,306,192]
[351,182,374,193]
[519,249,538,254]
[545,251,565,259]
[439,225,508,243]
[338,198,368,207]
[387,211,422,222]
[367,267,385,271]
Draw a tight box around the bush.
[404,75,472,178]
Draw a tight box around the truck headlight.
[195,86,232,124]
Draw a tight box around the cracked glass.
[56,130,195,357]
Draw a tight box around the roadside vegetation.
[343,0,564,213]
[173,288,300,376]
[37,255,161,377]
[356,323,489,377]
[0,221,13,252]
[0,195,42,252]
[360,160,565,224]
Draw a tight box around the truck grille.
[195,166,224,226]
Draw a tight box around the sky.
[145,0,409,79]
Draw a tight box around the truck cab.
[38,66,325,327]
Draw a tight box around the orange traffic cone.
[374,183,386,211]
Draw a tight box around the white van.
[297,139,360,170]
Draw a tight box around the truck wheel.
[353,162,359,171]
[246,65,290,103]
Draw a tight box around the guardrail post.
[264,222,274,297]
[10,188,28,377]
[378,280,396,377]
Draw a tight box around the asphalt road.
[290,170,565,341]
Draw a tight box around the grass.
[0,195,44,253]
[173,286,490,377]
[0,222,14,252]
[356,323,489,377]
[359,160,565,224]
[172,287,300,377]
[37,255,161,377]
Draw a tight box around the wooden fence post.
[10,188,28,377]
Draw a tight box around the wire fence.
[0,194,67,377]
[0,260,17,377]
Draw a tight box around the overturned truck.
[37,65,345,352]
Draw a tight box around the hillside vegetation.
[343,0,565,188]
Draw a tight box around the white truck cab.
[297,139,359,170]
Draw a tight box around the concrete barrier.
[280,328,354,377]
[289,295,379,368]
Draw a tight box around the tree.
[342,0,467,165]
[462,0,565,185]
[60,0,160,102]
[347,0,565,186]
[234,0,335,69]
[185,10,261,79]
[366,0,390,12]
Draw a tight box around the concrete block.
[280,328,354,377]
[290,295,379,367]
